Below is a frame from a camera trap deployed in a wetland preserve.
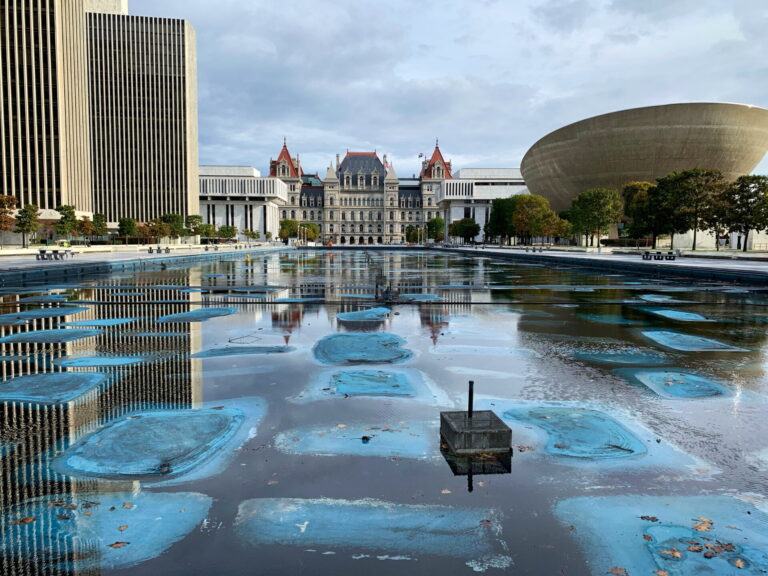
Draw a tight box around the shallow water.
[1,249,767,575]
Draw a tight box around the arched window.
[371,173,379,187]
[389,198,394,206]
[433,163,443,178]
[428,197,433,206]
[310,211,315,220]
[341,211,346,221]
[282,210,287,219]
[344,174,351,189]
[329,197,335,205]
[291,196,296,205]
[358,174,366,189]
[389,211,394,219]
[377,212,382,221]
[359,211,364,220]
[302,211,307,219]
[350,212,355,221]
[368,211,373,221]
[290,210,296,219]
[359,224,364,232]
[401,212,405,220]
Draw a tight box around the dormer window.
[279,162,289,177]
[344,174,351,189]
[433,163,443,178]
[371,173,379,187]
[358,174,366,189]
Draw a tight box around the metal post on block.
[468,380,474,420]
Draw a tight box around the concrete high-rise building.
[0,0,93,214]
[0,0,199,224]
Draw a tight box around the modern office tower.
[87,8,200,222]
[0,1,199,224]
[0,0,93,214]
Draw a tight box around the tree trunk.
[692,227,697,251]
[743,230,749,252]
[737,235,742,250]
[670,233,675,250]
[652,233,657,249]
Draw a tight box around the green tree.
[568,188,623,248]
[700,185,732,251]
[147,218,171,240]
[160,213,186,239]
[448,218,480,243]
[219,225,238,239]
[198,223,217,238]
[0,195,17,243]
[77,216,95,240]
[15,204,40,248]
[485,197,518,245]
[55,205,77,240]
[622,181,655,242]
[513,195,556,244]
[243,229,261,241]
[279,219,299,241]
[721,175,768,252]
[426,217,445,242]
[92,213,109,238]
[185,215,203,235]
[405,225,418,243]
[298,222,319,241]
[118,217,137,237]
[265,231,273,241]
[676,168,725,250]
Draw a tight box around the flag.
[418,153,424,158]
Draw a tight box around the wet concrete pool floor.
[1,249,768,575]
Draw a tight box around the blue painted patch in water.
[475,398,712,474]
[613,368,728,398]
[555,495,768,576]
[572,350,669,365]
[18,294,68,303]
[639,308,715,322]
[235,498,511,570]
[399,293,444,302]
[157,307,237,323]
[275,421,437,460]
[501,406,646,460]
[63,318,136,327]
[578,314,647,326]
[0,372,108,404]
[639,294,689,303]
[53,397,266,485]
[313,333,413,365]
[274,297,324,303]
[641,330,747,352]
[0,328,102,344]
[0,306,89,324]
[191,346,294,359]
[1,491,212,572]
[53,356,148,368]
[337,307,391,322]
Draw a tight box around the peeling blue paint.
[337,307,391,322]
[555,495,768,576]
[1,491,212,572]
[641,330,748,352]
[157,307,237,323]
[614,368,728,398]
[313,333,412,365]
[0,372,108,404]
[235,498,511,571]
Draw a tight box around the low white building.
[437,168,529,242]
[199,166,287,239]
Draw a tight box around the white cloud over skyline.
[131,0,768,178]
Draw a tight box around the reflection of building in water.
[420,306,450,345]
[0,275,202,511]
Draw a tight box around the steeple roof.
[420,139,452,179]
[269,139,301,178]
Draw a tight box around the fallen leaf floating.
[10,516,36,526]
[652,571,669,576]
[659,548,682,559]
[118,525,128,532]
[122,502,134,509]
[640,515,659,522]
[108,542,129,549]
[441,489,452,494]
[643,534,654,542]
[609,567,628,575]
[734,558,746,568]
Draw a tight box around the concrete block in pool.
[53,398,266,486]
[235,498,510,570]
[0,328,102,344]
[313,333,412,365]
[0,372,108,404]
[474,399,712,474]
[291,367,451,405]
[336,307,390,322]
[555,495,768,576]
[1,491,212,572]
[274,420,437,460]
[156,307,236,323]
[641,330,747,352]
[614,368,728,399]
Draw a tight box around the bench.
[36,249,73,260]
[642,250,677,261]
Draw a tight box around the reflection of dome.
[521,103,768,212]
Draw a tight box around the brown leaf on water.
[688,545,703,552]
[10,516,36,525]
[734,558,746,569]
[640,516,659,522]
[693,522,712,532]
[659,548,682,559]
[63,504,78,510]
[608,567,628,575]
[726,525,741,531]
[516,445,535,452]
[48,501,64,507]
[118,525,128,532]
[643,534,653,542]
[57,514,72,520]
[108,542,129,549]
[83,510,92,516]
[212,406,225,410]
[122,502,134,509]
[479,519,493,527]
[652,571,669,576]
[703,551,716,559]
[441,489,452,494]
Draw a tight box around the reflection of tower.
[271,306,304,345]
[420,306,450,345]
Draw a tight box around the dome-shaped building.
[521,102,768,212]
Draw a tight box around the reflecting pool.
[1,249,767,575]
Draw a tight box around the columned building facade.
[199,166,286,238]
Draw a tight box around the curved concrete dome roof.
[521,102,768,212]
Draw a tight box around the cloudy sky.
[131,0,768,178]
